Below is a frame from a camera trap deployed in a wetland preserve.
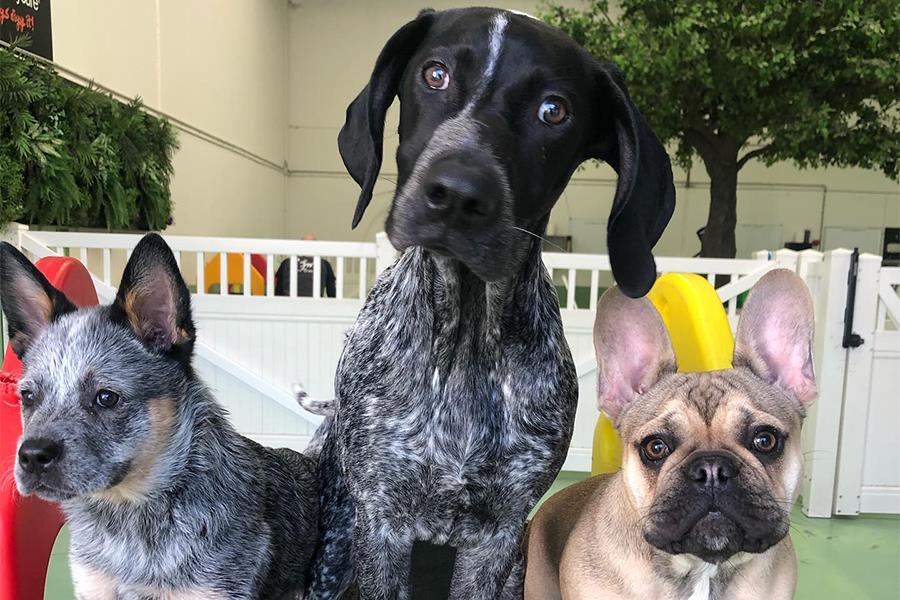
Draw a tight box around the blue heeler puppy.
[1,234,317,600]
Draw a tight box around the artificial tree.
[543,0,899,257]
[0,41,178,231]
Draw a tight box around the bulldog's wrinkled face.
[593,269,817,564]
[617,369,802,563]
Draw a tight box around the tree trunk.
[699,147,740,259]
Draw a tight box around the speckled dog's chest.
[335,250,577,531]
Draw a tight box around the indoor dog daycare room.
[0,1,898,599]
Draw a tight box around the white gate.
[833,263,900,515]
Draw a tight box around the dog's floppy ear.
[590,63,675,298]
[111,233,194,356]
[339,9,436,229]
[593,286,676,424]
[734,269,817,411]
[0,242,77,358]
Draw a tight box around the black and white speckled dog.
[309,7,675,600]
[1,235,318,600]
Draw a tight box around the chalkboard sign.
[0,0,52,60]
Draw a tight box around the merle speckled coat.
[307,8,676,600]
[1,235,318,600]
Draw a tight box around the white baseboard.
[859,485,900,514]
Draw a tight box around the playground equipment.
[0,256,98,600]
[591,273,734,475]
[204,252,267,295]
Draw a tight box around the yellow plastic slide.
[591,273,734,475]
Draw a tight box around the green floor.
[44,471,900,599]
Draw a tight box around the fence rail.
[7,225,897,511]
[20,229,788,326]
[18,230,383,301]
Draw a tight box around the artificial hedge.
[0,41,177,231]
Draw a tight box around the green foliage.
[0,42,178,231]
[541,0,899,178]
[0,152,24,226]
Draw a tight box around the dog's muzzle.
[388,151,519,281]
[420,156,503,229]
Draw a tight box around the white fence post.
[1,222,28,247]
[797,249,824,283]
[832,253,881,515]
[801,249,851,517]
[375,232,398,275]
[773,248,799,271]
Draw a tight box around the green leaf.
[0,44,178,230]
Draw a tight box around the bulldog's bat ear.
[593,286,676,423]
[734,269,817,411]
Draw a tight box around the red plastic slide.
[0,256,98,600]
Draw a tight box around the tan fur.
[526,384,800,600]
[531,272,812,599]
[124,288,152,341]
[9,278,55,351]
[90,397,176,503]
[123,284,191,346]
[22,277,54,320]
[71,561,118,600]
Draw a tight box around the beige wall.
[286,0,899,257]
[47,0,898,256]
[51,0,289,238]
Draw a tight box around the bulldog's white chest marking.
[686,561,718,600]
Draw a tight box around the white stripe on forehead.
[508,9,537,20]
[483,13,509,87]
[463,12,509,112]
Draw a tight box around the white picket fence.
[3,224,897,517]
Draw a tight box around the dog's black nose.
[422,159,500,224]
[685,452,739,490]
[18,438,63,474]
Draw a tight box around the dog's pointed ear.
[111,233,194,355]
[734,269,817,411]
[339,9,436,229]
[594,286,676,424]
[590,63,675,298]
[0,242,77,358]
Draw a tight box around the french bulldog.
[525,269,816,599]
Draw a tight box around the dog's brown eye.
[95,389,120,409]
[752,430,779,453]
[538,96,569,125]
[422,61,450,90]
[642,437,670,461]
[20,389,36,408]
